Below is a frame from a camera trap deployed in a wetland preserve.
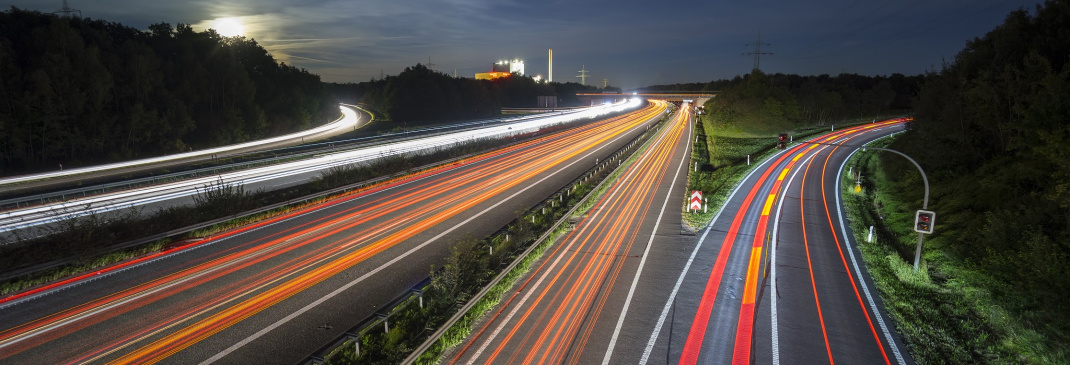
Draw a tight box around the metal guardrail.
[398,109,669,365]
[0,108,591,212]
[292,104,668,365]
[300,278,432,364]
[0,104,637,291]
[0,140,506,283]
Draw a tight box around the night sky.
[10,0,1045,87]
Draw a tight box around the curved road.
[0,101,640,238]
[448,117,914,365]
[653,119,914,364]
[0,105,365,190]
[450,104,693,364]
[0,101,667,364]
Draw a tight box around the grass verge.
[0,113,616,297]
[682,117,875,229]
[841,136,1065,364]
[311,109,671,364]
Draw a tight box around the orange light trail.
[452,103,688,364]
[0,103,667,364]
[680,118,905,365]
[106,104,667,364]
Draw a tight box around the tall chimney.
[548,49,553,82]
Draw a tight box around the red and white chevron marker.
[689,190,703,212]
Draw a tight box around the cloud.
[6,0,1047,86]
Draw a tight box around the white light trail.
[0,100,642,235]
[0,105,363,187]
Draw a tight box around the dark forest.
[328,65,602,124]
[0,8,337,173]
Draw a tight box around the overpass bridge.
[575,92,717,107]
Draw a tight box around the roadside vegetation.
[0,120,602,296]
[844,135,1066,364]
[843,2,1070,363]
[683,66,918,228]
[0,8,337,174]
[318,112,669,364]
[327,65,610,124]
[844,138,1016,363]
[0,8,615,176]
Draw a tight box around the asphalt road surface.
[450,104,694,364]
[0,102,640,240]
[0,104,368,194]
[652,119,914,365]
[0,101,667,364]
[449,117,915,365]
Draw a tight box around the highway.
[446,116,914,365]
[0,101,641,239]
[0,104,366,189]
[646,119,914,364]
[0,100,667,364]
[450,103,693,364]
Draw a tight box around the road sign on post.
[914,210,935,234]
[689,191,703,212]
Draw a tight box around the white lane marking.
[638,148,787,364]
[465,109,668,364]
[835,140,907,365]
[0,163,446,309]
[601,113,690,364]
[2,101,643,233]
[0,225,291,348]
[202,114,649,364]
[769,152,813,365]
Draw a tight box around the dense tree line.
[0,8,336,173]
[327,65,601,124]
[889,0,1070,340]
[699,71,920,136]
[639,80,731,92]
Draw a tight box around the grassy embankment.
[684,115,876,228]
[841,136,1067,364]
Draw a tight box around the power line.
[53,0,81,18]
[577,65,589,86]
[743,32,772,71]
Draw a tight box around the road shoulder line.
[835,143,906,365]
[601,111,690,365]
[638,145,786,364]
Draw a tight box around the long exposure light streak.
[0,105,362,187]
[0,100,663,365]
[454,102,688,364]
[0,100,642,235]
[677,118,908,365]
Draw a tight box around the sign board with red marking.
[914,209,936,234]
[690,191,703,211]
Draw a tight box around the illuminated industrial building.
[475,59,524,80]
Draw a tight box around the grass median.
[684,116,879,229]
[318,110,672,365]
[0,113,620,298]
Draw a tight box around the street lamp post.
[862,146,930,271]
[802,137,934,271]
